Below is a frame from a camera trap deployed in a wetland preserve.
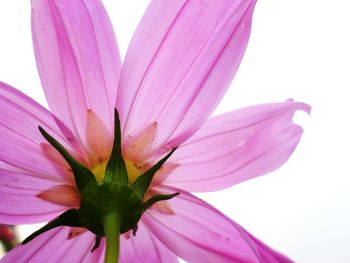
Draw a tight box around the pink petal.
[2,222,177,262]
[123,122,158,165]
[118,0,256,150]
[242,230,294,263]
[31,0,121,151]
[0,82,78,181]
[0,168,73,224]
[85,109,113,165]
[119,221,178,263]
[1,227,104,263]
[144,186,292,263]
[163,101,311,192]
[37,185,79,208]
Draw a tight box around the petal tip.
[286,98,311,115]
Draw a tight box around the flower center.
[125,159,143,183]
[91,159,143,184]
[91,161,107,183]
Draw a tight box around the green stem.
[103,213,120,263]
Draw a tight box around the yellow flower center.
[124,159,143,183]
[91,159,143,184]
[91,161,107,183]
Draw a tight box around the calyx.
[23,109,178,251]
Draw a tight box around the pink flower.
[0,0,310,262]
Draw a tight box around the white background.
[0,1,349,262]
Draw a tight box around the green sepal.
[78,184,143,235]
[22,209,81,245]
[91,235,103,252]
[132,148,177,199]
[104,109,128,185]
[39,126,97,192]
[142,192,179,212]
[132,224,138,236]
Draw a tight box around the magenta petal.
[2,224,176,262]
[0,168,68,224]
[119,221,177,263]
[118,0,256,149]
[0,82,77,180]
[1,227,104,263]
[163,101,310,192]
[31,0,122,148]
[144,186,292,263]
[241,230,294,263]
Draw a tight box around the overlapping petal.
[144,186,292,263]
[119,221,178,263]
[0,169,71,224]
[241,230,293,263]
[0,227,104,263]
[31,0,121,151]
[118,0,256,150]
[163,101,310,192]
[0,82,78,181]
[1,223,178,262]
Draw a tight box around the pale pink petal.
[118,0,256,149]
[144,186,292,263]
[163,101,310,192]
[123,122,158,164]
[0,169,74,224]
[119,221,178,263]
[40,143,75,183]
[31,0,121,151]
[0,82,78,181]
[37,185,79,208]
[1,227,104,263]
[86,110,113,164]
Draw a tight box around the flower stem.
[103,213,120,263]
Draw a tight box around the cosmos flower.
[0,0,309,262]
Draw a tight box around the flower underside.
[22,109,178,253]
